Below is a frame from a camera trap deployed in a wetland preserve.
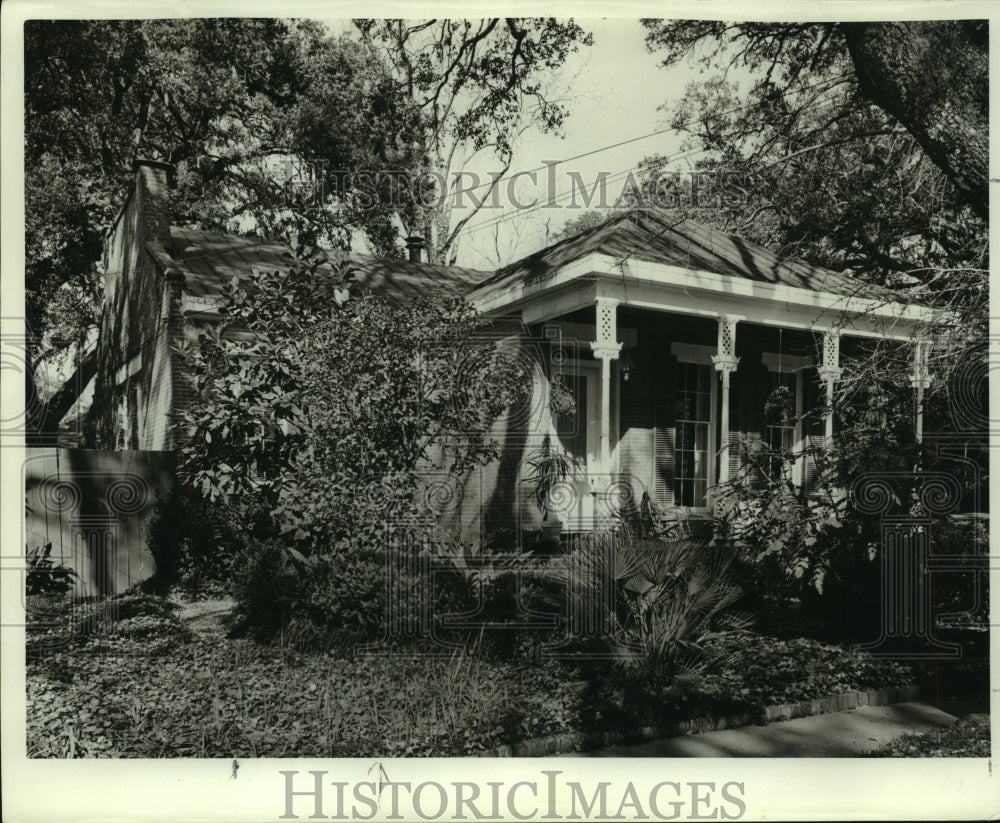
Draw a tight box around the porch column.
[910,340,931,443]
[589,297,622,479]
[817,331,842,444]
[711,315,740,483]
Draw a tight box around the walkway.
[565,701,965,757]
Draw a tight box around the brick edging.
[483,684,920,757]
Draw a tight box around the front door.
[553,363,599,529]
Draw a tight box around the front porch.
[468,223,938,531]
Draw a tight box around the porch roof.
[467,210,937,339]
[472,209,901,302]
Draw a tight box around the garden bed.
[25,592,927,759]
[866,713,990,757]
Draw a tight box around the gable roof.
[166,227,492,307]
[470,209,899,304]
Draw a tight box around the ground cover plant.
[867,713,990,758]
[26,582,927,758]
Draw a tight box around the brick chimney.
[131,159,173,247]
[104,159,174,270]
[405,235,426,264]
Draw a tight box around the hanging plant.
[765,384,795,422]
[548,374,576,417]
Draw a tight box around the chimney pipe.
[405,236,426,264]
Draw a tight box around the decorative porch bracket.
[816,330,842,444]
[910,340,932,444]
[589,297,622,482]
[710,315,740,483]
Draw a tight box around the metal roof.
[166,227,492,306]
[470,209,901,304]
[165,211,904,313]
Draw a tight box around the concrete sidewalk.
[564,701,961,757]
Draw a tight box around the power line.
[457,79,854,239]
[460,145,708,238]
[454,71,853,198]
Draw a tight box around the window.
[765,370,797,478]
[762,353,808,483]
[673,361,713,507]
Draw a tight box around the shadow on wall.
[23,449,175,597]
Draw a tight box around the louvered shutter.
[653,348,675,507]
[801,368,825,496]
[745,359,770,491]
[654,426,676,507]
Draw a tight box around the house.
[92,160,938,543]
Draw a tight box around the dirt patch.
[172,597,236,637]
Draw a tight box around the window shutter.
[801,368,824,496]
[653,349,675,507]
[654,426,676,506]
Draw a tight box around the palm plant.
[550,527,752,696]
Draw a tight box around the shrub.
[26,543,78,595]
[546,528,751,698]
[144,488,246,597]
[178,245,530,643]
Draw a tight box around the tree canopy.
[24,18,593,435]
[354,18,593,264]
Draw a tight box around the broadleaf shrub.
[179,246,529,644]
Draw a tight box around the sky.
[449,18,693,269]
[326,17,702,270]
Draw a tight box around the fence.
[23,448,175,597]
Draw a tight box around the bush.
[26,543,78,595]
[144,488,248,597]
[545,528,751,698]
[177,248,530,642]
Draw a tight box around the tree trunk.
[842,21,988,219]
[33,347,98,442]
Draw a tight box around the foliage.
[524,435,575,518]
[27,591,193,660]
[704,634,913,709]
[546,528,751,699]
[715,417,987,644]
[613,539,751,693]
[26,619,585,757]
[26,589,922,758]
[639,21,987,464]
[178,244,528,640]
[547,373,577,416]
[143,487,245,597]
[25,543,78,596]
[930,517,990,631]
[353,18,593,264]
[24,19,425,427]
[867,713,989,758]
[230,537,388,650]
[641,20,988,219]
[715,444,861,595]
